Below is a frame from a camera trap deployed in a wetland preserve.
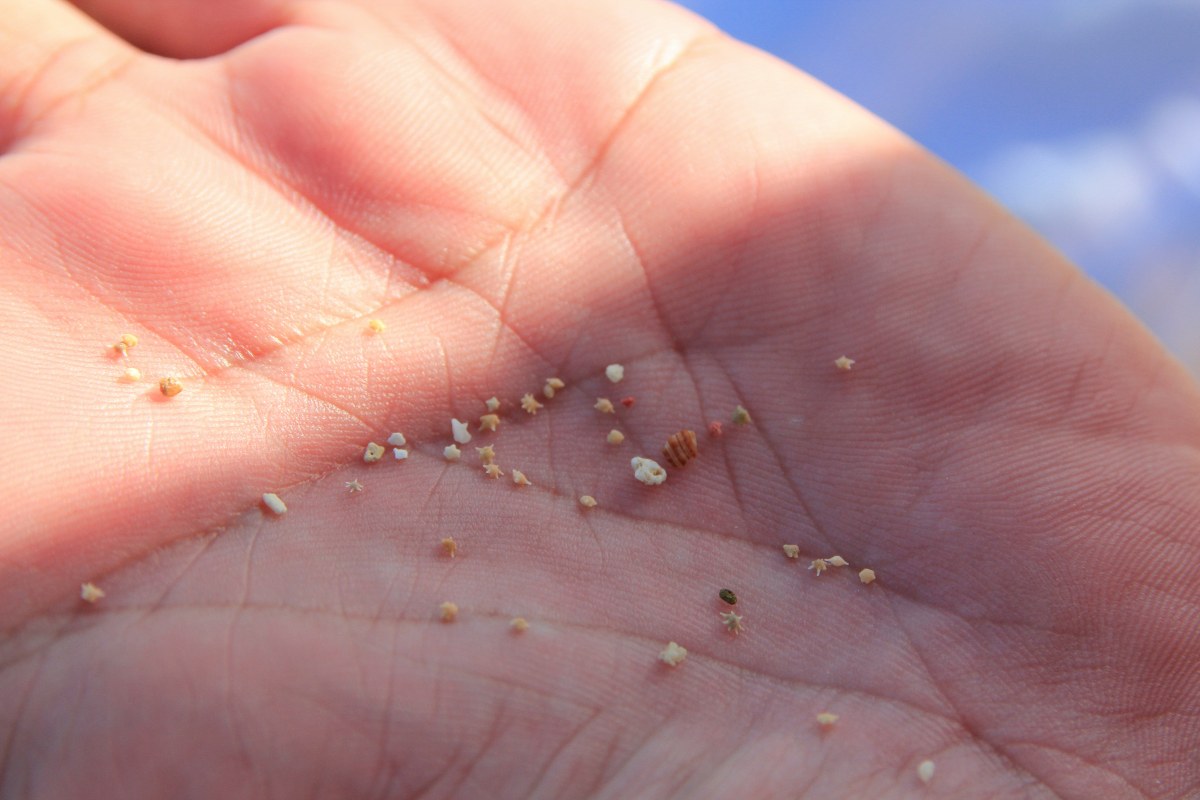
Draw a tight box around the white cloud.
[1143,95,1200,193]
[978,93,1200,255]
[980,134,1155,247]
[1048,0,1200,30]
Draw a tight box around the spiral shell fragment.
[662,429,698,468]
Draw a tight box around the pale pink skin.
[1,1,1198,797]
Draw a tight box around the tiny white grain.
[658,641,687,666]
[262,493,287,515]
[631,456,667,486]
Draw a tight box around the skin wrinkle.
[854,145,905,251]
[373,5,564,183]
[881,585,1064,798]
[9,26,711,397]
[709,351,838,553]
[361,11,556,186]
[304,723,336,800]
[0,651,45,795]
[672,346,747,515]
[402,742,464,800]
[145,532,224,615]
[0,601,965,728]
[52,646,93,788]
[441,258,562,369]
[1,373,1031,653]
[107,731,131,800]
[564,35,713,194]
[358,31,714,297]
[432,329,455,420]
[523,706,606,798]
[481,228,519,376]
[410,1,714,194]
[224,518,263,792]
[216,48,529,235]
[242,29,540,220]
[367,473,439,623]
[340,598,373,712]
[1,36,126,143]
[0,348,791,631]
[366,615,404,800]
[1037,271,1091,413]
[0,477,778,641]
[942,212,996,297]
[238,360,376,433]
[437,696,512,800]
[588,734,627,798]
[610,186,681,356]
[591,725,664,800]
[43,225,206,377]
[1004,739,1148,799]
[27,48,138,134]
[58,65,501,372]
[0,313,459,632]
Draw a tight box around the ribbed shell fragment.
[662,429,698,468]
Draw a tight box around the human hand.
[1,0,1197,797]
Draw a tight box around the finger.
[0,0,131,151]
[68,0,291,59]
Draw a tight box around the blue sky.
[675,0,1200,373]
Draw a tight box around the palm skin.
[0,0,1198,797]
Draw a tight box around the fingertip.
[69,0,290,59]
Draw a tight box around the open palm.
[1,0,1198,797]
